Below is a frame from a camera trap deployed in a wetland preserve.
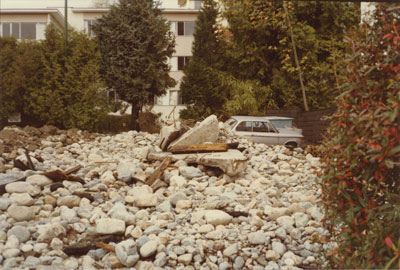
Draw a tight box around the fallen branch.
[169,143,228,154]
[145,157,172,187]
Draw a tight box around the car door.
[234,121,253,140]
[252,121,279,145]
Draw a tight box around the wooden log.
[64,165,82,175]
[169,143,228,154]
[145,157,172,187]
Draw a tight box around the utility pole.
[283,1,309,112]
[64,0,68,53]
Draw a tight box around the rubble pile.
[0,116,328,270]
[0,125,97,173]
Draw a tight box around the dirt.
[0,125,98,162]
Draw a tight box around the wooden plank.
[145,157,172,187]
[169,143,228,154]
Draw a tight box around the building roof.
[0,8,66,27]
[71,7,200,14]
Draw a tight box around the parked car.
[225,116,304,148]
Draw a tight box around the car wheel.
[285,142,297,151]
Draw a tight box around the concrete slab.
[168,115,219,150]
[148,150,247,176]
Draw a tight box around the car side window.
[236,121,252,131]
[253,121,269,132]
[265,122,277,133]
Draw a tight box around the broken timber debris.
[169,143,228,154]
[145,157,172,187]
[24,148,35,170]
[148,150,247,176]
[13,159,29,171]
[41,166,84,184]
[64,165,82,175]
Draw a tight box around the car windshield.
[225,118,237,128]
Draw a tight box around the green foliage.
[180,61,228,118]
[0,37,20,120]
[28,25,67,126]
[27,25,109,130]
[222,0,360,110]
[180,0,228,119]
[320,4,400,268]
[94,0,175,130]
[63,31,109,130]
[0,24,109,131]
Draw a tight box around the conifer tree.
[94,0,175,130]
[63,31,109,130]
[180,0,227,118]
[28,25,66,126]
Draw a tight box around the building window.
[178,56,191,70]
[0,22,45,40]
[84,20,97,37]
[21,23,36,39]
[173,21,195,36]
[169,90,183,105]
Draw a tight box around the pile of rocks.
[0,125,97,173]
[0,117,328,270]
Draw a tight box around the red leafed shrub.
[320,3,400,268]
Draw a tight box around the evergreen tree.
[26,25,109,130]
[180,0,227,118]
[0,38,19,122]
[93,0,175,130]
[63,31,109,130]
[28,24,66,126]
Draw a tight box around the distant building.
[0,0,202,119]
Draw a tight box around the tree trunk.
[283,1,309,112]
[131,101,140,131]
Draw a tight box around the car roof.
[230,116,293,121]
[263,116,293,120]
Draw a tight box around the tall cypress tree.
[94,0,175,130]
[180,0,227,118]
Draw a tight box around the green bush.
[321,4,400,268]
[26,25,109,131]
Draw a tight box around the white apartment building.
[0,0,201,119]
